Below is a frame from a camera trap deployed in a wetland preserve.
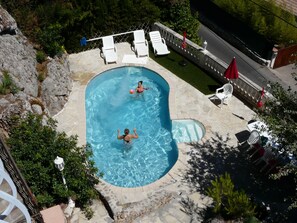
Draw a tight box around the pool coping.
[54,43,256,220]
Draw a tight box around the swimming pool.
[85,67,178,188]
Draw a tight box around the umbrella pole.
[179,31,187,66]
[179,57,187,66]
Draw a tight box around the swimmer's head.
[124,128,129,135]
[138,81,143,86]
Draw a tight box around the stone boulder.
[41,55,72,116]
[0,92,49,132]
[0,6,18,35]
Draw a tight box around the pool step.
[172,120,205,143]
[186,124,198,142]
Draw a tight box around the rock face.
[0,35,39,97]
[0,6,18,35]
[41,56,72,116]
[0,6,72,130]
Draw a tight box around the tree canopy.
[213,0,297,46]
[258,82,297,208]
[7,114,100,208]
[1,0,200,55]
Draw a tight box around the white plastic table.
[247,121,272,140]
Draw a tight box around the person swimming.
[136,81,148,93]
[117,128,138,144]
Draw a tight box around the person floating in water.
[117,128,138,144]
[136,81,148,94]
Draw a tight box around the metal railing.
[79,23,151,52]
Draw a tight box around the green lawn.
[149,48,220,95]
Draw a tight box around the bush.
[38,71,46,82]
[162,0,201,45]
[36,50,47,63]
[207,173,256,220]
[7,113,101,208]
[83,206,94,220]
[213,0,297,46]
[37,24,64,57]
[0,71,19,95]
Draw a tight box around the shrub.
[207,173,256,220]
[83,206,94,220]
[162,0,201,45]
[36,50,47,63]
[0,71,19,95]
[7,113,101,208]
[37,24,64,57]
[38,71,46,82]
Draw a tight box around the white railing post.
[0,159,32,223]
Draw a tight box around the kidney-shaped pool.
[86,66,178,187]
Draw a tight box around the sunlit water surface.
[86,67,178,187]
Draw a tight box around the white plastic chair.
[101,36,117,64]
[247,130,260,151]
[210,83,233,108]
[149,31,170,56]
[132,30,149,57]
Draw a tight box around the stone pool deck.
[54,43,256,222]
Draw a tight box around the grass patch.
[149,48,220,95]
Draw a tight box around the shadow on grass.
[180,132,297,222]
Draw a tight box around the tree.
[7,113,100,208]
[162,0,201,44]
[213,0,297,46]
[258,83,297,208]
[37,23,65,57]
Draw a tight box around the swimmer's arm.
[117,129,123,140]
[133,128,139,139]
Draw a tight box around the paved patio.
[54,43,256,222]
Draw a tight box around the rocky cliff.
[0,6,72,131]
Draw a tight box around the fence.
[151,22,263,107]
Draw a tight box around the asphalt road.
[197,24,287,89]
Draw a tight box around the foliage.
[158,0,201,45]
[1,0,200,54]
[37,72,46,82]
[1,0,160,54]
[207,173,256,220]
[0,71,19,95]
[37,23,65,57]
[258,82,297,208]
[213,0,297,46]
[83,205,94,220]
[7,113,101,208]
[36,50,47,63]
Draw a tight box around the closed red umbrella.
[182,31,187,49]
[224,57,239,80]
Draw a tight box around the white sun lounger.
[149,31,170,56]
[132,30,149,57]
[101,36,117,64]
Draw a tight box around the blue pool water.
[86,67,178,187]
